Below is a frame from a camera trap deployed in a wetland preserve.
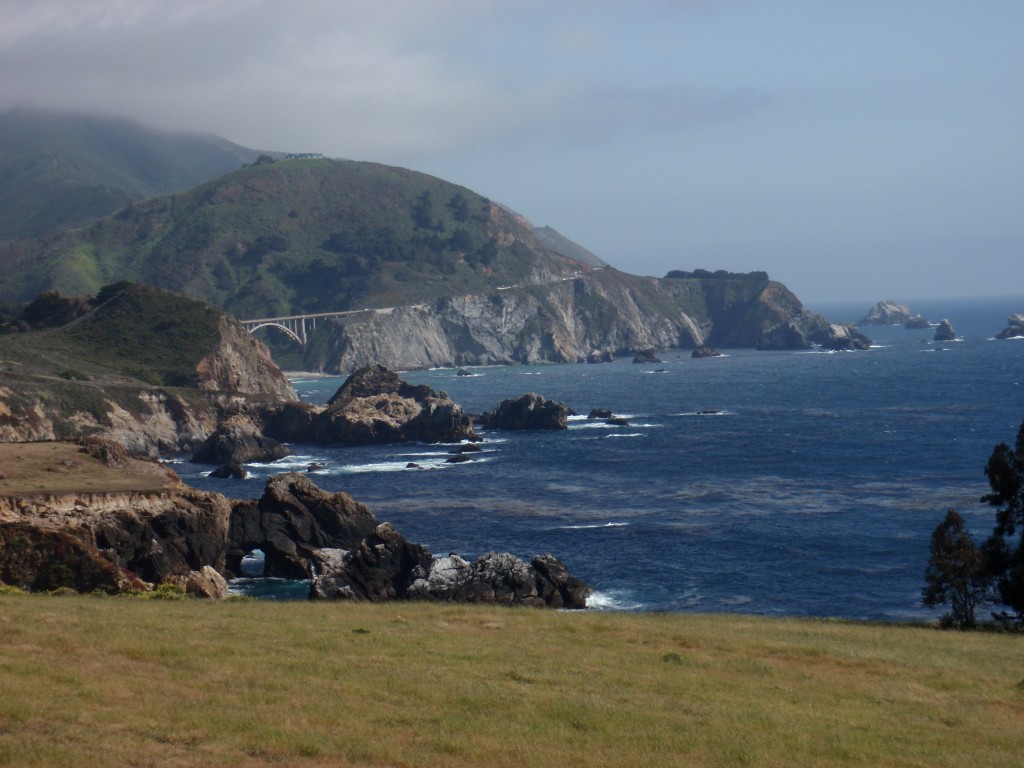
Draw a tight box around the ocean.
[178,296,1023,620]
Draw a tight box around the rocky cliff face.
[301,270,817,373]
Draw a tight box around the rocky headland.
[0,450,590,608]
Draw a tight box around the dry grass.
[0,442,178,497]
[0,594,1021,767]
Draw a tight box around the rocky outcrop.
[479,393,571,430]
[858,300,912,326]
[228,473,379,579]
[191,415,291,464]
[1,471,591,607]
[934,319,957,341]
[195,315,296,399]
[310,537,591,608]
[0,487,234,590]
[995,314,1024,339]
[809,324,872,351]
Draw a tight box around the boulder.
[607,417,631,426]
[191,415,291,465]
[479,393,571,430]
[209,462,247,479]
[159,566,229,599]
[587,408,613,420]
[632,349,662,364]
[858,300,912,326]
[808,323,872,351]
[995,314,1024,340]
[449,443,482,454]
[934,319,957,342]
[446,454,473,464]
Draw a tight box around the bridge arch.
[246,321,304,346]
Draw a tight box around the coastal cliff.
[297,269,823,372]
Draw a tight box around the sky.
[1,0,1022,304]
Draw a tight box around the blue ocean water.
[178,296,1023,620]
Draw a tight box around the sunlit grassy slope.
[1,594,1020,767]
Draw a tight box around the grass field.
[1,593,1020,767]
[0,442,178,497]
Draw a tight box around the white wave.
[605,433,644,438]
[337,456,491,474]
[559,522,630,530]
[678,409,730,417]
[720,595,754,607]
[586,590,644,611]
[245,455,323,471]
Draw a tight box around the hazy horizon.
[2,1,1021,304]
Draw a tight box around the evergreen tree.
[922,509,989,628]
[980,420,1024,620]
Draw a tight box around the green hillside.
[0,283,229,387]
[0,110,263,240]
[0,158,583,317]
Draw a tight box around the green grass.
[0,595,1020,767]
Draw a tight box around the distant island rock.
[933,319,957,342]
[904,315,930,330]
[858,300,913,326]
[995,314,1024,339]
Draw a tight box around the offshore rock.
[692,345,722,358]
[479,393,571,430]
[263,365,477,446]
[858,300,912,326]
[587,349,615,364]
[995,314,1024,339]
[632,349,662,364]
[934,319,957,342]
[809,324,872,351]
[191,415,291,465]
[209,462,247,479]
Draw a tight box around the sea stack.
[933,319,956,342]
